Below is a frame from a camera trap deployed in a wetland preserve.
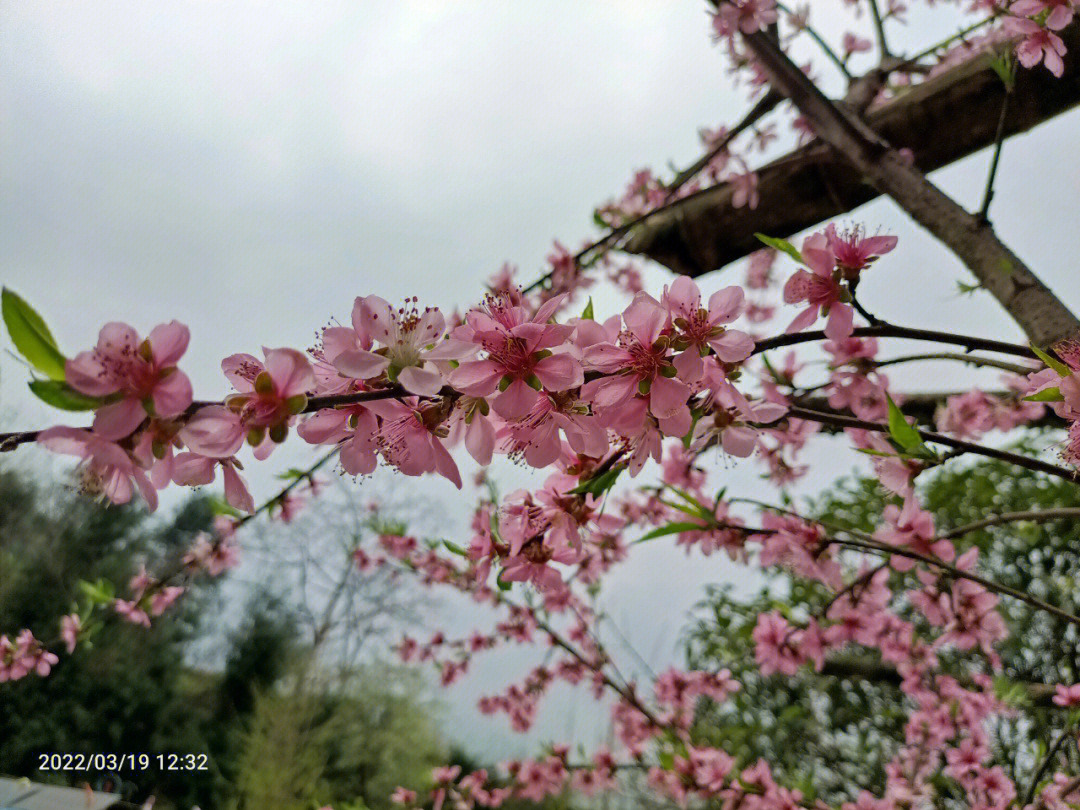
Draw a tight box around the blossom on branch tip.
[66,321,193,441]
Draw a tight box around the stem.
[866,0,891,60]
[784,405,1077,483]
[776,1,852,80]
[978,75,1013,223]
[828,535,1080,627]
[1023,719,1078,807]
[939,508,1080,541]
[872,352,1035,375]
[752,324,1038,359]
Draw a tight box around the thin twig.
[784,405,1077,483]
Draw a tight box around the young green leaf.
[2,288,67,380]
[753,233,804,264]
[28,380,106,411]
[581,297,595,321]
[886,395,933,458]
[634,521,704,544]
[1030,343,1071,377]
[1023,387,1065,402]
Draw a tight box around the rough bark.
[622,25,1080,343]
[731,26,1080,349]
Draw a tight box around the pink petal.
[707,286,744,324]
[666,276,701,316]
[648,375,690,420]
[264,348,315,396]
[722,426,757,457]
[430,438,462,489]
[66,351,115,397]
[151,370,193,418]
[586,374,638,409]
[493,379,540,420]
[93,397,146,441]
[583,343,634,373]
[424,338,481,361]
[824,303,854,341]
[533,294,566,324]
[321,326,360,363]
[709,330,755,362]
[132,469,159,512]
[297,409,349,444]
[533,353,584,391]
[333,349,390,380]
[862,235,897,256]
[465,414,495,466]
[97,322,139,356]
[171,452,217,486]
[622,293,667,344]
[450,359,503,395]
[148,321,190,367]
[179,406,246,458]
[222,464,255,513]
[37,425,94,458]
[672,348,704,383]
[785,305,820,334]
[222,353,262,393]
[341,432,378,476]
[359,295,396,344]
[398,364,444,397]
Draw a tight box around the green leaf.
[886,394,933,458]
[275,467,309,480]
[443,540,467,556]
[754,233,803,264]
[634,521,705,544]
[581,297,595,321]
[568,464,625,497]
[28,380,106,411]
[1023,387,1065,402]
[207,497,243,518]
[2,288,67,380]
[77,578,115,606]
[1030,343,1071,377]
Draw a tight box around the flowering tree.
[3,1,1080,808]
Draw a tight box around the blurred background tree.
[0,465,448,810]
[684,455,1080,806]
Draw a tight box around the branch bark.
[622,23,1080,347]
[735,24,1080,349]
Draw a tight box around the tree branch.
[734,23,1080,348]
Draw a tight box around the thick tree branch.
[622,24,1080,341]
[724,24,1080,347]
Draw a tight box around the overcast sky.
[3,1,1080,760]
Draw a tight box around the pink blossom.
[1053,683,1080,707]
[451,292,582,419]
[333,295,466,396]
[583,293,691,436]
[876,496,954,571]
[662,277,755,382]
[373,399,462,488]
[183,348,314,458]
[1004,16,1067,76]
[60,614,82,654]
[172,452,254,512]
[1011,0,1075,30]
[66,321,193,440]
[783,231,853,340]
[37,426,158,510]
